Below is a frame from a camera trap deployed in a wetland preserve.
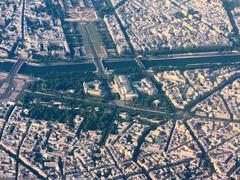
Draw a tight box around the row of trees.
[19,91,115,133]
[27,71,100,98]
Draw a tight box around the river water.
[0,55,240,76]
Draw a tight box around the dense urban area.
[0,0,240,179]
